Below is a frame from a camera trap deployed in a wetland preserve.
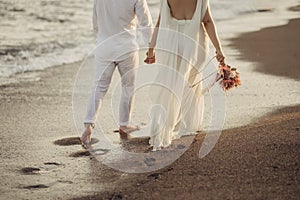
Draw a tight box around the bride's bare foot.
[81,124,93,149]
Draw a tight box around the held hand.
[144,49,156,64]
[216,48,225,65]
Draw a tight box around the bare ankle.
[84,123,95,129]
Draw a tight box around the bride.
[144,0,225,150]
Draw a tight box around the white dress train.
[149,0,209,150]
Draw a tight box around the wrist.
[216,46,222,51]
[147,53,155,59]
[148,48,155,55]
[216,48,224,56]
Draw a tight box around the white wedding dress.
[149,0,209,150]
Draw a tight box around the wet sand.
[229,18,300,81]
[1,12,300,200]
[0,62,299,199]
[73,106,300,200]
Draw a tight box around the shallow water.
[0,0,298,84]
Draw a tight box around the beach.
[0,1,300,200]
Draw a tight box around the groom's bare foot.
[119,126,140,140]
[81,125,93,149]
[119,125,140,134]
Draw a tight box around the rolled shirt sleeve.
[93,0,98,36]
[135,0,153,45]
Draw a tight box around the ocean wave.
[0,0,297,82]
[0,43,94,77]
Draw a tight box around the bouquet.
[216,64,241,92]
[190,62,241,94]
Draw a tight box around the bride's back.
[167,0,198,20]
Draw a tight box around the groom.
[81,0,153,147]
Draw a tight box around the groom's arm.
[92,0,98,36]
[134,0,153,45]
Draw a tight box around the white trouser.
[84,51,138,127]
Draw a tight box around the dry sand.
[0,15,300,200]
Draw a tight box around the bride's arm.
[202,8,225,64]
[145,15,160,63]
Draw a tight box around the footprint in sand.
[147,172,161,180]
[40,162,64,172]
[20,162,64,175]
[20,180,73,190]
[21,167,41,175]
[257,9,273,13]
[289,5,300,12]
[53,137,99,146]
[69,149,110,157]
[144,157,156,166]
[69,150,91,157]
[19,162,72,190]
[20,184,49,189]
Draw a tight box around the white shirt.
[93,0,153,49]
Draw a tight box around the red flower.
[218,64,241,92]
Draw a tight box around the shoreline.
[1,5,300,200]
[1,1,300,87]
[229,18,300,81]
